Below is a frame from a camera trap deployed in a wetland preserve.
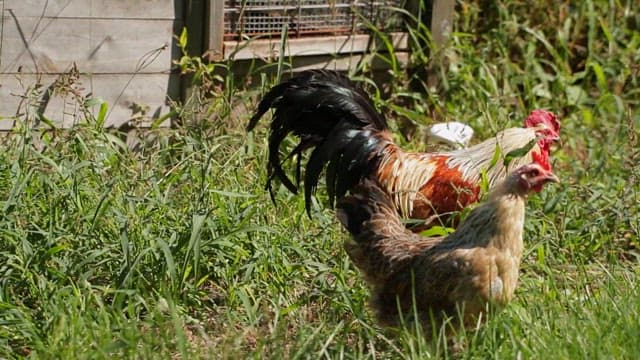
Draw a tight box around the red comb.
[524,110,559,133]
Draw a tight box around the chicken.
[247,69,560,229]
[336,163,560,338]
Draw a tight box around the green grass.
[1,0,639,358]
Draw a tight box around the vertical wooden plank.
[415,0,456,92]
[181,0,206,109]
[207,0,224,61]
[184,0,206,57]
[0,0,5,70]
[429,0,455,48]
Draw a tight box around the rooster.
[336,163,560,338]
[247,70,560,229]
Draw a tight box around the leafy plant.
[1,0,638,358]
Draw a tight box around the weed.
[1,0,639,358]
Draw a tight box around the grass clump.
[1,0,639,358]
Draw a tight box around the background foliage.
[1,0,638,358]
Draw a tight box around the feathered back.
[337,180,434,284]
[336,180,406,239]
[248,70,390,213]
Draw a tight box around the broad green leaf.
[179,27,188,49]
[420,226,455,237]
[504,138,538,167]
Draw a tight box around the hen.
[247,70,560,229]
[336,163,559,338]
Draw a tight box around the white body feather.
[378,127,540,218]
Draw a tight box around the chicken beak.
[545,172,560,184]
[552,135,562,147]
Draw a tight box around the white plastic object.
[427,122,474,149]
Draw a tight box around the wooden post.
[207,0,224,61]
[425,0,455,91]
[181,0,208,112]
[184,0,206,57]
[429,0,455,48]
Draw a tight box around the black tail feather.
[304,146,325,215]
[248,70,390,214]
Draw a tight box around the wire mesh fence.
[223,0,405,40]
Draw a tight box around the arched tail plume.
[248,70,390,214]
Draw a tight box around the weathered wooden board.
[0,73,179,129]
[208,0,224,61]
[1,17,180,74]
[290,52,410,72]
[1,0,181,19]
[227,52,410,75]
[223,32,409,60]
[430,0,455,47]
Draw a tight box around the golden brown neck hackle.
[443,163,559,252]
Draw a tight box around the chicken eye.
[529,169,540,177]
